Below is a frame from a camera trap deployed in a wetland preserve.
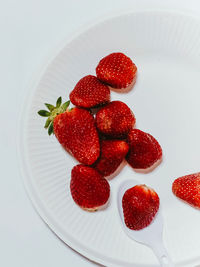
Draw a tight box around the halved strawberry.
[70,164,110,211]
[93,140,129,177]
[38,97,100,165]
[172,173,200,209]
[122,184,160,230]
[95,101,136,138]
[96,52,137,89]
[70,75,110,108]
[126,129,162,169]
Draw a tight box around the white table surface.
[1,0,200,266]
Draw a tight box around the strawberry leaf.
[48,122,54,135]
[56,97,62,107]
[45,103,54,111]
[44,118,51,128]
[38,110,50,117]
[61,101,70,111]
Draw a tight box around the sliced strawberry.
[93,140,129,176]
[70,75,110,108]
[172,173,200,208]
[122,185,160,230]
[70,164,110,211]
[96,101,136,138]
[38,97,100,165]
[126,129,162,169]
[96,52,137,89]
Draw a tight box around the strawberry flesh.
[70,164,110,210]
[172,173,200,208]
[96,52,137,89]
[54,107,100,165]
[93,140,129,176]
[122,185,160,230]
[96,101,136,138]
[126,129,162,169]
[70,75,110,108]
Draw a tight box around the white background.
[1,0,200,266]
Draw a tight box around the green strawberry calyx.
[38,97,70,135]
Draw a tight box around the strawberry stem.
[38,97,70,135]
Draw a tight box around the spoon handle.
[151,241,174,267]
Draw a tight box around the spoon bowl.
[117,179,174,267]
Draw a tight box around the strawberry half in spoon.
[122,184,160,230]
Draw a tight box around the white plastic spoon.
[117,179,174,267]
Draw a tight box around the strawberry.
[172,173,200,208]
[122,184,160,230]
[96,52,137,89]
[70,164,110,211]
[93,140,129,176]
[38,97,100,165]
[70,75,110,108]
[126,129,162,169]
[95,101,136,138]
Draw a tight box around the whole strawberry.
[96,101,136,138]
[70,75,110,108]
[126,129,162,169]
[70,164,110,211]
[96,52,137,89]
[93,140,129,176]
[172,173,200,209]
[38,97,100,165]
[122,185,160,230]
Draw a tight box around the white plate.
[18,10,200,267]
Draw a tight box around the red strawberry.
[93,140,129,176]
[70,164,110,211]
[122,184,160,230]
[126,129,162,169]
[38,97,100,165]
[172,173,200,208]
[96,101,136,138]
[96,52,137,89]
[70,75,110,108]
